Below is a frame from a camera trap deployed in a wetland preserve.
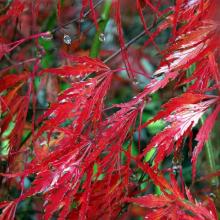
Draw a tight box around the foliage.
[0,0,219,219]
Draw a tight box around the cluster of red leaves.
[127,163,218,220]
[0,0,220,219]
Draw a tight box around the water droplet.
[99,33,105,42]
[79,18,85,23]
[40,141,47,146]
[63,34,71,45]
[36,51,42,58]
[209,193,216,198]
[172,164,182,174]
[136,98,143,104]
[62,167,71,175]
[130,107,137,110]
[59,98,69,103]
[41,31,53,40]
[48,112,56,119]
[132,80,139,86]
[86,82,93,86]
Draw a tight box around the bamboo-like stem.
[200,116,219,187]
[90,0,112,58]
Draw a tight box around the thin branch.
[51,0,104,34]
[0,58,38,74]
[103,30,146,64]
[103,11,173,64]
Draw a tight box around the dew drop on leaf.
[99,33,105,42]
[63,34,71,45]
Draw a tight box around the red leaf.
[114,0,134,78]
[155,21,217,76]
[0,0,24,25]
[139,94,218,166]
[130,164,217,220]
[0,73,28,92]
[39,56,110,78]
[126,194,171,208]
[0,202,17,220]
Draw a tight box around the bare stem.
[51,0,104,34]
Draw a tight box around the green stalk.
[144,148,162,195]
[200,116,219,187]
[187,64,218,187]
[90,0,112,58]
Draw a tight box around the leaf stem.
[90,0,112,58]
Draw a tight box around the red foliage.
[0,0,219,219]
[127,164,217,219]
